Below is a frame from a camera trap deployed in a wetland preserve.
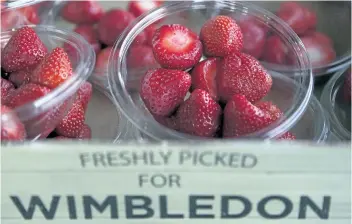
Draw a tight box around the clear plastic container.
[1,0,57,32]
[1,25,95,140]
[320,67,351,141]
[252,1,351,78]
[108,1,314,141]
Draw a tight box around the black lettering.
[199,152,212,167]
[106,152,118,166]
[125,195,154,219]
[189,195,214,219]
[257,195,293,219]
[179,151,192,165]
[221,196,251,218]
[228,153,240,168]
[160,195,184,219]
[83,195,118,219]
[241,154,257,168]
[79,153,90,167]
[214,152,227,166]
[132,151,148,165]
[67,196,77,219]
[298,196,330,219]
[149,152,161,165]
[10,195,60,220]
[119,151,132,166]
[169,174,181,188]
[93,153,107,167]
[160,150,172,165]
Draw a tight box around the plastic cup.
[320,67,351,141]
[1,25,95,141]
[108,1,314,141]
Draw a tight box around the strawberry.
[95,47,113,74]
[256,101,283,121]
[9,69,31,87]
[238,16,267,58]
[200,15,243,57]
[277,132,296,140]
[298,35,336,67]
[31,47,73,89]
[262,35,288,64]
[1,78,15,101]
[76,81,93,111]
[54,136,70,140]
[19,6,40,24]
[277,2,310,35]
[132,31,147,46]
[191,58,219,100]
[72,25,101,54]
[153,114,179,131]
[1,10,28,31]
[145,24,158,46]
[98,9,135,46]
[61,0,104,24]
[5,83,50,108]
[223,94,274,138]
[343,68,351,103]
[152,24,202,70]
[1,27,47,72]
[1,105,26,141]
[177,89,221,137]
[217,52,272,103]
[127,45,158,69]
[55,102,85,138]
[127,0,162,18]
[77,124,92,139]
[140,68,191,116]
[304,31,333,46]
[302,5,317,31]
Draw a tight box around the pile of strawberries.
[140,15,296,140]
[1,27,93,141]
[241,2,336,67]
[59,0,161,75]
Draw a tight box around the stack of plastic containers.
[1,0,351,144]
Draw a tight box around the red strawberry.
[1,27,47,72]
[140,68,191,116]
[98,9,135,46]
[262,35,288,64]
[55,102,85,138]
[277,2,310,35]
[76,81,93,111]
[256,101,283,121]
[238,16,267,58]
[1,10,25,31]
[200,15,243,57]
[303,31,333,46]
[5,83,50,108]
[77,124,92,139]
[145,24,158,46]
[132,31,147,46]
[153,114,179,131]
[302,5,317,30]
[19,6,40,24]
[61,0,104,24]
[223,94,274,138]
[152,24,202,70]
[9,69,31,87]
[217,52,272,103]
[127,45,158,69]
[31,47,73,89]
[1,78,15,101]
[1,105,26,141]
[127,0,162,18]
[343,68,351,103]
[277,132,296,140]
[177,89,221,137]
[72,25,101,54]
[95,47,113,73]
[298,35,336,67]
[191,58,219,100]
